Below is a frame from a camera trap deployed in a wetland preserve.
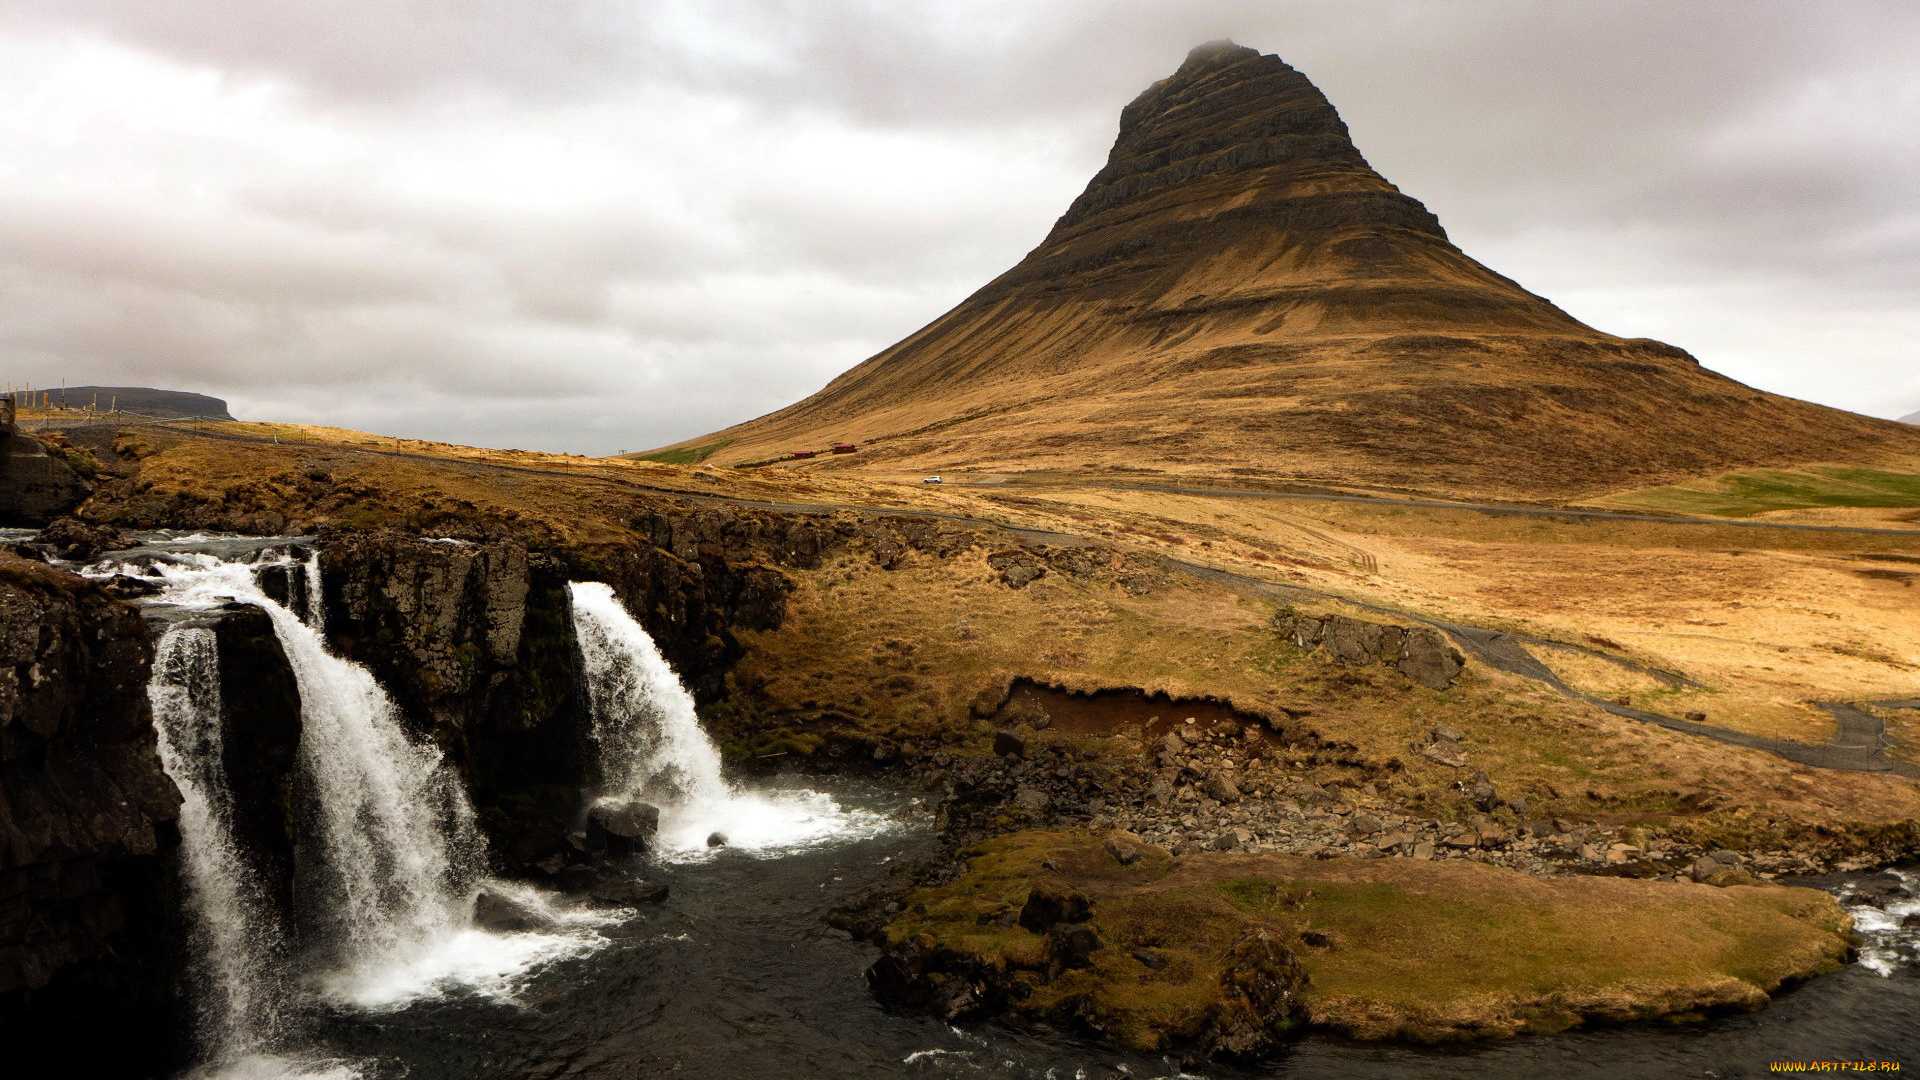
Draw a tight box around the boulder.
[927,975,979,1020]
[472,888,556,933]
[1210,929,1310,1060]
[30,518,130,562]
[1397,628,1465,689]
[1012,787,1052,816]
[585,800,660,857]
[1421,740,1470,768]
[1202,771,1242,804]
[993,729,1028,758]
[706,831,728,848]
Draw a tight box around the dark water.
[275,779,1919,1080]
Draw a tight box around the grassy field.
[1601,466,1920,518]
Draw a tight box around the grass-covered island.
[867,830,1852,1060]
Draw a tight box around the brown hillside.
[646,41,1920,501]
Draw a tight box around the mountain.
[644,41,1920,500]
[1901,410,1920,425]
[28,386,234,420]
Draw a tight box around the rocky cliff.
[653,41,1920,499]
[0,553,181,1070]
[0,398,91,527]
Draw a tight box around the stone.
[1047,923,1104,969]
[927,974,979,1020]
[1397,628,1465,689]
[1213,929,1310,1056]
[1019,881,1093,931]
[30,518,130,561]
[994,729,1028,758]
[706,831,728,848]
[471,888,555,933]
[1429,723,1467,743]
[585,800,661,857]
[1345,815,1384,838]
[1202,772,1242,804]
[1132,948,1170,970]
[1298,929,1336,949]
[1421,740,1470,768]
[1411,841,1435,860]
[1103,838,1143,866]
[1012,787,1052,816]
[1685,711,1708,722]
[1209,831,1241,852]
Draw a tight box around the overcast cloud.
[1,0,1915,453]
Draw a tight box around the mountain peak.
[647,43,1920,499]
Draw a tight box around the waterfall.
[148,627,284,1066]
[568,581,882,855]
[93,544,586,1012]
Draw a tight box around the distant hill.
[26,386,234,420]
[646,41,1920,500]
[1902,410,1920,425]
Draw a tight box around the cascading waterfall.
[147,626,285,1068]
[91,541,600,1027]
[568,581,885,855]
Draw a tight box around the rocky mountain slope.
[651,41,1920,500]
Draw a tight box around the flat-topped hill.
[643,41,1920,501]
[21,386,234,421]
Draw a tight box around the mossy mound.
[874,830,1852,1054]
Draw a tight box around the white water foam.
[94,546,604,1022]
[1839,868,1920,976]
[567,581,894,858]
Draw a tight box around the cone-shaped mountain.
[649,41,1920,499]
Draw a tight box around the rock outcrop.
[316,532,594,868]
[1274,609,1464,689]
[0,400,91,527]
[0,554,180,1067]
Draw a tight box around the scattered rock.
[1132,948,1170,970]
[1103,837,1144,866]
[1685,711,1708,722]
[1012,786,1052,816]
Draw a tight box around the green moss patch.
[630,440,731,465]
[882,830,1851,1048]
[1604,466,1920,518]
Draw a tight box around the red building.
[830,442,857,454]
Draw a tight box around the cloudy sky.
[2,0,1915,453]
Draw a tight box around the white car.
[922,475,943,484]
